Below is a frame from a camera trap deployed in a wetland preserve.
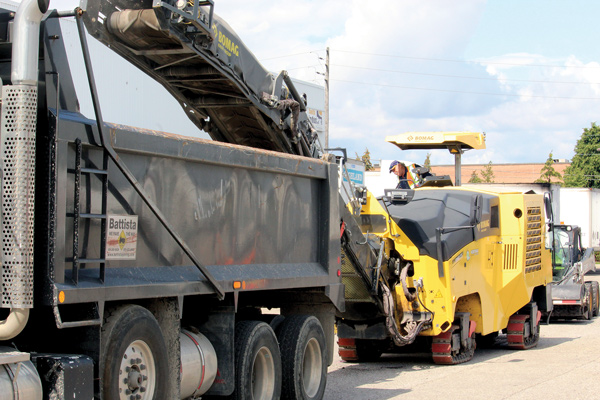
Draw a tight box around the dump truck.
[0,1,344,399]
[548,224,599,319]
[337,133,554,364]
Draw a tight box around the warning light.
[337,269,341,277]
[58,291,65,303]
[233,281,247,290]
[337,256,340,264]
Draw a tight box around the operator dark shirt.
[396,174,411,189]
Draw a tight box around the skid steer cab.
[548,224,599,320]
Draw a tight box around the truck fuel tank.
[0,347,42,400]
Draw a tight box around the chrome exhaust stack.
[0,0,49,340]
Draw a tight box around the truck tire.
[276,315,327,400]
[101,305,169,400]
[232,321,282,400]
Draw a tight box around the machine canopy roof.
[386,132,486,152]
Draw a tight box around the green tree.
[356,148,374,171]
[423,152,433,173]
[535,152,563,184]
[481,161,495,183]
[468,170,482,183]
[563,123,600,188]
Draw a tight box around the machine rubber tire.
[101,305,169,400]
[584,284,593,320]
[231,321,282,400]
[593,281,600,317]
[276,315,328,400]
[587,281,599,317]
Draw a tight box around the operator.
[389,160,413,189]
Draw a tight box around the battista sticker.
[106,215,138,260]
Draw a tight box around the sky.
[15,0,600,166]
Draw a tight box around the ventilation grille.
[524,206,543,274]
[1,85,37,308]
[340,248,374,302]
[503,244,518,270]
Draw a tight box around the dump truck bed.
[41,109,341,307]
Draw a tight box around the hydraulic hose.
[381,284,429,346]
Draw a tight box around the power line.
[332,64,600,85]
[332,50,600,69]
[331,78,600,100]
[286,65,320,71]
[259,50,324,62]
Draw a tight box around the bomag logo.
[407,135,434,142]
[213,23,239,57]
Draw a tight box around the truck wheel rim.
[302,337,322,397]
[119,339,156,400]
[252,346,275,399]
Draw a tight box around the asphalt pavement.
[324,273,600,400]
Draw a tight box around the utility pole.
[324,47,329,149]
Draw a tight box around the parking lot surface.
[324,274,600,400]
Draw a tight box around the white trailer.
[559,188,600,251]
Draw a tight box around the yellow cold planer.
[336,132,553,365]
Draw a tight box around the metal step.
[81,167,108,175]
